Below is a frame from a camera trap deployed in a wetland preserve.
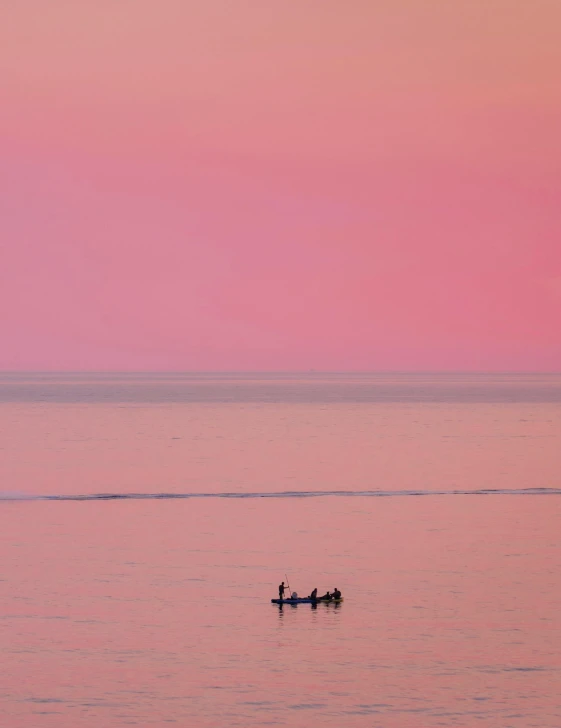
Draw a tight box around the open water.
[1,372,560,727]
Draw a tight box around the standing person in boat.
[332,588,341,599]
[278,581,288,601]
[309,587,318,600]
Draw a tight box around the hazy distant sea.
[1,373,560,727]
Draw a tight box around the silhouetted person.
[319,591,332,600]
[310,587,318,600]
[278,582,288,600]
[332,588,341,599]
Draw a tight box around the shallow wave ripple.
[2,487,561,501]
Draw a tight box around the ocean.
[1,372,560,727]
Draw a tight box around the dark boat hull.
[271,597,343,605]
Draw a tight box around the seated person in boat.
[332,588,342,599]
[309,587,318,600]
[319,591,332,600]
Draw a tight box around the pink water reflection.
[2,493,561,727]
[2,399,560,496]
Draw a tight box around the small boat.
[271,597,344,605]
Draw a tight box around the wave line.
[2,487,561,502]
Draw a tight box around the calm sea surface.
[1,373,560,727]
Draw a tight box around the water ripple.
[2,487,561,502]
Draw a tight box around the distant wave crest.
[2,488,561,502]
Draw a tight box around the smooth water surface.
[1,373,560,726]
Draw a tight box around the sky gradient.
[1,1,560,370]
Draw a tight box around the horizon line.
[1,369,560,376]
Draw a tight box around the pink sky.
[1,1,560,370]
